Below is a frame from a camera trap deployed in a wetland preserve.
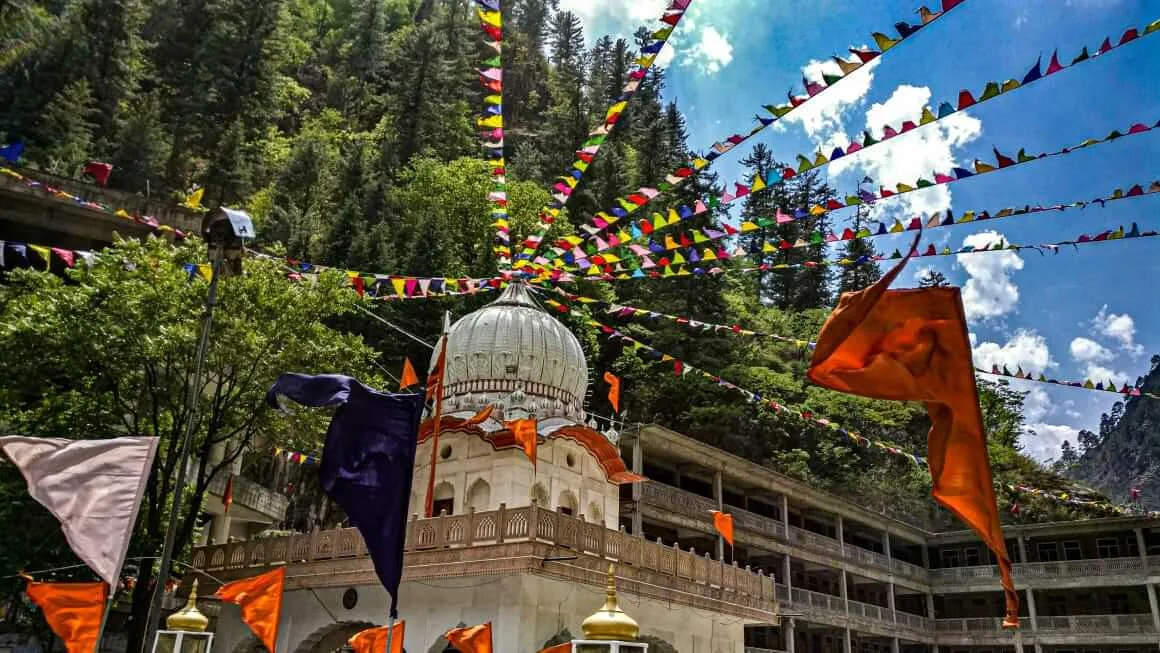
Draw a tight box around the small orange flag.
[807,237,1018,628]
[507,418,538,468]
[459,404,495,428]
[538,644,572,653]
[445,622,493,653]
[25,581,106,653]
[215,567,286,652]
[399,358,419,390]
[603,371,621,413]
[348,622,405,653]
[711,510,735,547]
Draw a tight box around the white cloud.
[972,329,1054,372]
[684,24,733,74]
[780,58,881,145]
[1023,387,1053,423]
[1084,364,1132,386]
[1023,423,1080,463]
[828,85,983,218]
[1070,337,1114,363]
[1091,305,1144,356]
[957,231,1024,321]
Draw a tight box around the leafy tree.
[0,236,381,652]
[918,269,951,288]
[30,79,96,175]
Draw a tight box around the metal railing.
[934,614,1155,634]
[930,556,1149,583]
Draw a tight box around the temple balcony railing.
[934,614,1156,643]
[640,482,927,583]
[930,556,1152,590]
[189,502,779,622]
[775,584,934,640]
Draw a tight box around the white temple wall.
[412,431,620,529]
[214,574,747,653]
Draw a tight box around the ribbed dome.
[436,283,588,425]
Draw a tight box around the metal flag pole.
[383,615,396,653]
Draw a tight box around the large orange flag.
[506,418,538,469]
[348,622,405,653]
[711,510,735,547]
[445,623,492,653]
[25,581,106,653]
[807,241,1018,628]
[603,372,621,413]
[215,567,285,651]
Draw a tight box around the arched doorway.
[557,490,578,516]
[292,620,375,653]
[466,478,491,512]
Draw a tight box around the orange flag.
[807,239,1019,628]
[445,623,493,653]
[507,418,538,468]
[215,567,286,651]
[399,358,419,390]
[538,644,572,653]
[459,404,495,428]
[711,510,735,547]
[348,622,405,653]
[25,581,106,653]
[603,371,621,413]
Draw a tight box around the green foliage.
[0,236,380,646]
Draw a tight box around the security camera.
[201,208,255,277]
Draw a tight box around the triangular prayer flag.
[216,568,286,653]
[400,358,419,390]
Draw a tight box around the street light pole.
[142,246,224,652]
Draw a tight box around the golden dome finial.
[167,579,209,632]
[581,563,639,641]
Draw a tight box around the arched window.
[466,478,491,512]
[433,481,455,516]
[557,490,578,516]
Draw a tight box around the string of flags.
[562,177,1159,276]
[0,166,188,239]
[979,366,1159,400]
[1005,483,1158,518]
[552,147,1159,275]
[516,0,695,264]
[244,248,503,299]
[0,239,98,271]
[474,0,512,271]
[551,219,1158,283]
[511,0,968,268]
[525,20,1159,274]
[272,446,321,466]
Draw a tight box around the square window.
[1097,537,1121,558]
[963,546,981,566]
[941,549,960,567]
[1063,540,1083,560]
[1037,541,1060,561]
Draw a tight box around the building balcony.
[934,614,1156,646]
[206,473,289,523]
[930,556,1155,592]
[639,482,927,585]
[188,502,779,624]
[771,584,933,641]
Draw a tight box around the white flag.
[1,436,158,586]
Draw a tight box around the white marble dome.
[434,282,588,427]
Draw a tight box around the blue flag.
[0,141,24,163]
[267,373,424,618]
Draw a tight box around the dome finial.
[581,564,639,641]
[166,579,209,632]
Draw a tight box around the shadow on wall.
[427,622,466,653]
[639,634,679,653]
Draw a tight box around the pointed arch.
[557,489,578,516]
[466,477,491,512]
[291,621,375,653]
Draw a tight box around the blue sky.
[561,0,1159,462]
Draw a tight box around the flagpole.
[144,250,224,650]
[383,616,395,653]
[423,313,450,518]
[94,585,116,653]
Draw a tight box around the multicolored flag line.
[473,0,512,271]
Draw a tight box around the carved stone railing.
[789,587,845,614]
[934,614,1155,635]
[640,483,927,581]
[930,556,1149,584]
[189,502,778,612]
[207,474,288,520]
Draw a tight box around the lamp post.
[142,208,254,652]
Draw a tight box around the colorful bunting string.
[474,0,511,271]
[526,19,1160,275]
[553,118,1160,276]
[272,447,321,466]
[0,167,188,239]
[511,0,969,269]
[0,239,97,271]
[979,366,1159,400]
[244,249,503,300]
[1004,483,1159,518]
[516,0,695,264]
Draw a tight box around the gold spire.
[581,564,639,641]
[167,579,210,632]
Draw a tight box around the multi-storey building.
[188,285,1160,653]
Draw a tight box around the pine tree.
[32,80,96,176]
[204,119,251,204]
[836,176,883,295]
[738,144,783,301]
[917,269,950,288]
[110,94,170,194]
